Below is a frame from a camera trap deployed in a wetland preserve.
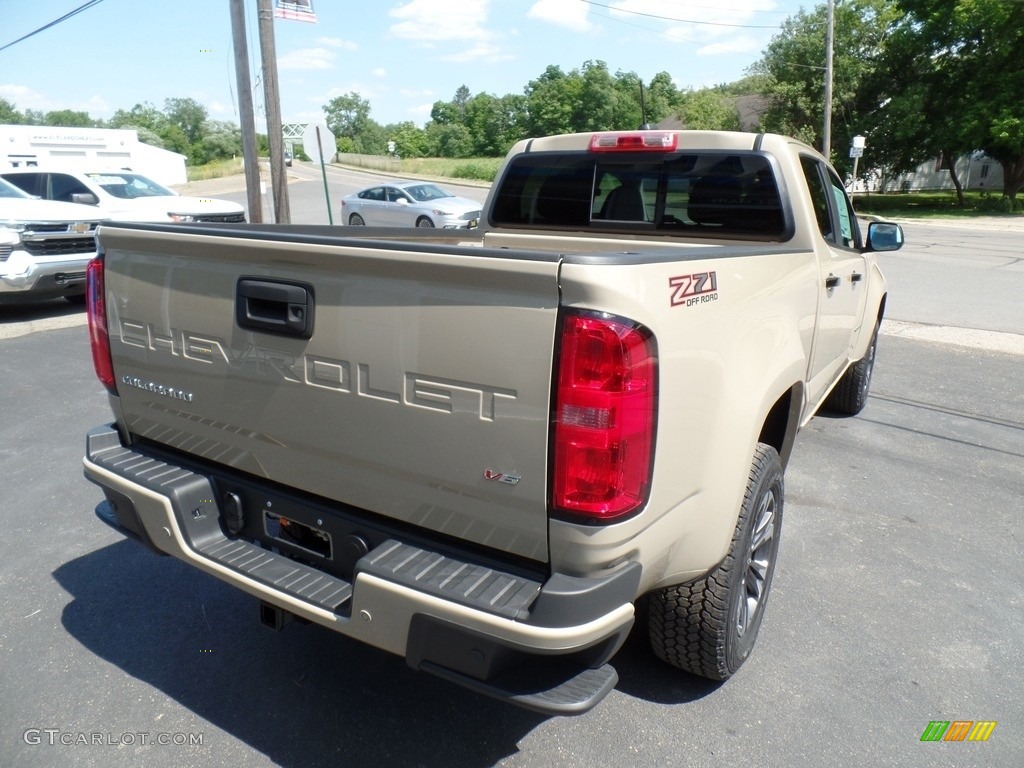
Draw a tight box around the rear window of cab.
[489,141,790,241]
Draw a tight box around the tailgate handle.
[236,278,314,338]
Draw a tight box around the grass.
[396,157,503,182]
[186,158,244,182]
[853,190,1022,218]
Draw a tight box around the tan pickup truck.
[83,130,903,715]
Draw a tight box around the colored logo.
[920,721,996,742]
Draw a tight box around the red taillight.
[551,312,657,521]
[589,132,677,153]
[87,256,117,395]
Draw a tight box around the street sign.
[850,147,864,158]
[302,123,336,165]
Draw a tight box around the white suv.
[1,168,245,224]
[0,177,103,303]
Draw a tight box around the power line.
[0,0,107,54]
[579,0,787,30]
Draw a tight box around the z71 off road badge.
[669,271,718,307]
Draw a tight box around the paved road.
[1,193,1021,767]
[2,320,1019,768]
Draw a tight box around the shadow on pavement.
[54,528,720,766]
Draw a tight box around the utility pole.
[229,0,262,223]
[822,0,834,160]
[256,0,290,224]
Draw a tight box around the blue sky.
[1,0,812,129]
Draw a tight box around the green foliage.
[853,190,1022,216]
[0,97,25,124]
[41,109,98,127]
[323,92,372,141]
[976,195,1018,213]
[163,97,208,146]
[677,89,742,131]
[753,0,902,168]
[447,160,501,182]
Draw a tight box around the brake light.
[87,255,117,395]
[589,132,677,153]
[551,312,657,521]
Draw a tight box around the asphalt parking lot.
[1,214,1021,767]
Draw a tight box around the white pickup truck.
[1,177,102,303]
[82,130,903,715]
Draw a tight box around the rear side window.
[489,151,788,240]
[799,156,861,249]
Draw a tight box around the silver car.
[341,180,481,228]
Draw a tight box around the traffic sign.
[302,123,336,165]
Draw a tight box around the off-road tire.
[824,320,879,415]
[648,443,784,680]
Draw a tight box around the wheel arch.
[758,383,803,470]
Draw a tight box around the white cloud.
[317,36,357,50]
[208,100,231,116]
[0,84,48,110]
[695,34,763,57]
[278,48,337,71]
[0,85,112,118]
[527,0,593,32]
[439,42,515,64]
[371,68,388,78]
[390,0,492,42]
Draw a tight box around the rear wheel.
[416,216,434,228]
[825,320,879,415]
[648,443,783,680]
[348,213,365,226]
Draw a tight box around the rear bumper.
[83,424,638,715]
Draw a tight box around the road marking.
[883,319,1024,356]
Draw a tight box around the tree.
[199,120,243,162]
[751,0,902,167]
[108,102,166,133]
[524,65,579,136]
[163,97,208,146]
[889,0,1024,200]
[0,98,25,124]
[387,121,429,158]
[323,92,372,142]
[424,122,473,158]
[41,109,97,127]
[676,89,742,131]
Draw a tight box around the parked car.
[0,168,246,224]
[0,176,103,303]
[341,180,481,228]
[284,151,293,167]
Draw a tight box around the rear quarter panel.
[550,246,818,592]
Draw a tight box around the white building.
[1,125,187,185]
[882,152,1004,194]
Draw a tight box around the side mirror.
[71,192,100,206]
[395,198,409,205]
[866,221,904,252]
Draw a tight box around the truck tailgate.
[98,225,561,562]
